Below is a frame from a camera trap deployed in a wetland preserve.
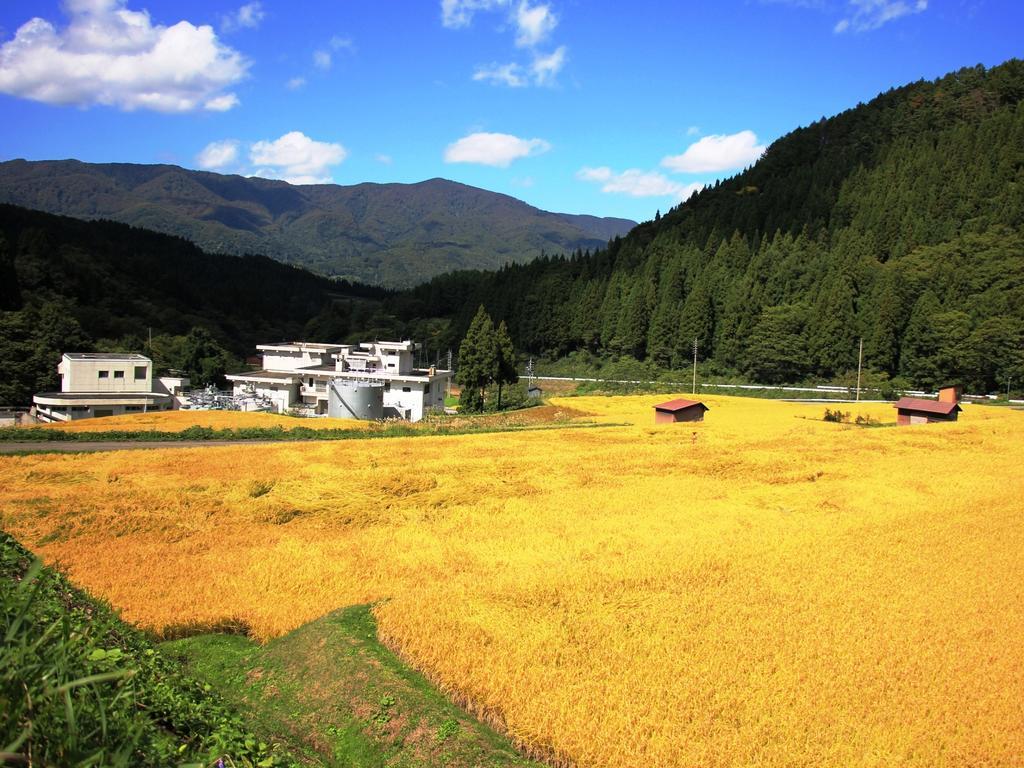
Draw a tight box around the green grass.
[0,532,288,767]
[161,606,544,768]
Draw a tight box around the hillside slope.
[0,161,635,287]
[395,59,1024,392]
[0,204,387,403]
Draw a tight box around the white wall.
[61,358,151,393]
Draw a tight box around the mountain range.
[0,160,635,288]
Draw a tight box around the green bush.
[0,532,287,766]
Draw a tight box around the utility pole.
[692,337,698,395]
[855,338,864,402]
[1008,376,1013,401]
[527,358,535,389]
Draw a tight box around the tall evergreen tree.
[809,273,859,376]
[742,304,812,384]
[864,271,905,374]
[494,320,519,408]
[900,291,944,388]
[676,280,716,367]
[455,305,496,413]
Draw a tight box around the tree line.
[384,60,1024,393]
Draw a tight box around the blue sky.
[0,0,1020,223]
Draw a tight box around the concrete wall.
[61,357,151,393]
[261,349,331,372]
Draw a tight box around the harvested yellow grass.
[2,395,1022,767]
[38,409,367,432]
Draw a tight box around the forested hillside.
[0,205,385,403]
[0,162,634,287]
[393,60,1024,392]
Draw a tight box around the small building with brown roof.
[653,398,709,424]
[893,397,962,425]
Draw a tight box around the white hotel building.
[225,340,451,421]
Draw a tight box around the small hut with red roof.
[653,398,709,424]
[893,385,962,425]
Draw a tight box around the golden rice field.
[38,408,367,432]
[2,394,1023,767]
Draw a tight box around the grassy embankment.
[163,608,541,767]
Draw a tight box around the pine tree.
[676,280,716,367]
[455,305,496,413]
[864,271,905,375]
[742,304,811,384]
[494,320,519,408]
[809,273,858,377]
[900,291,943,388]
[646,259,684,367]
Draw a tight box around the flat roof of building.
[64,352,151,362]
[257,342,344,353]
[292,364,451,381]
[226,370,299,381]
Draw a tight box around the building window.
[125,405,143,412]
[98,370,109,379]
[402,386,411,393]
[114,370,125,379]
[425,382,431,394]
[134,366,147,380]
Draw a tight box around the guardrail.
[523,375,1016,401]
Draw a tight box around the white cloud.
[444,131,550,167]
[313,49,331,70]
[834,0,927,32]
[249,131,348,184]
[686,125,701,136]
[204,93,239,111]
[473,45,564,87]
[530,45,565,85]
[375,153,393,165]
[661,130,766,174]
[311,36,353,72]
[221,1,264,32]
[473,62,527,87]
[578,166,703,200]
[441,0,509,28]
[285,76,306,90]
[0,0,247,112]
[196,139,239,169]
[442,0,567,87]
[329,35,354,52]
[515,1,557,47]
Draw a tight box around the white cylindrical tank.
[328,380,384,420]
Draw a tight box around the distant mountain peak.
[0,160,636,287]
